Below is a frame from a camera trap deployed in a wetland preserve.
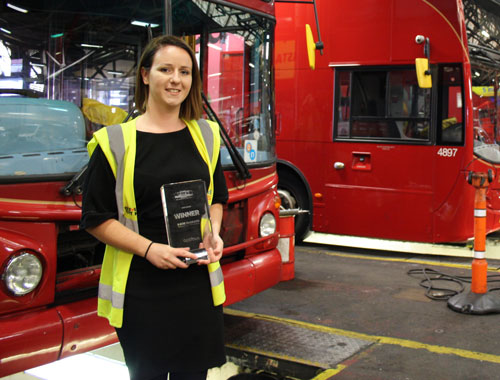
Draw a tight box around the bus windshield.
[471,65,500,164]
[177,2,276,168]
[0,0,275,178]
[467,0,500,165]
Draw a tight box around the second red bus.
[275,0,500,244]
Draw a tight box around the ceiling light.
[131,20,159,28]
[208,43,222,51]
[6,3,28,13]
[80,43,103,49]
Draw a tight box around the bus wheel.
[278,171,310,241]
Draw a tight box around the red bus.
[275,0,500,245]
[0,0,286,376]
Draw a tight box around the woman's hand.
[197,232,224,265]
[145,243,199,269]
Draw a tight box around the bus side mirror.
[415,58,432,88]
[305,24,316,70]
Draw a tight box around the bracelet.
[144,241,154,259]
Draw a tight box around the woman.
[81,35,228,380]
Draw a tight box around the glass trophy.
[160,179,211,264]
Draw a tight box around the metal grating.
[224,312,373,370]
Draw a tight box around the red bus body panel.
[275,0,499,243]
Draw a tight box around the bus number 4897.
[437,148,458,157]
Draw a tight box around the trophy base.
[182,248,208,265]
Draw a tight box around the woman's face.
[141,45,193,112]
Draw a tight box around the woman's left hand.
[197,232,223,265]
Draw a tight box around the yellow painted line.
[225,308,500,365]
[311,367,347,380]
[302,247,500,272]
[226,343,327,369]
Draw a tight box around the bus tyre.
[278,171,310,242]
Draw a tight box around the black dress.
[81,127,228,380]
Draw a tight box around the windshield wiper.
[202,92,251,180]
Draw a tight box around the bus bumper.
[0,297,117,377]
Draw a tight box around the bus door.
[432,65,468,242]
[324,66,437,242]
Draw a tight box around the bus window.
[337,71,351,137]
[389,70,431,139]
[437,65,464,145]
[335,68,431,142]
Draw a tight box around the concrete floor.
[228,243,500,379]
[5,242,500,379]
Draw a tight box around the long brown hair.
[134,35,203,120]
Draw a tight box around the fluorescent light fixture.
[81,43,103,49]
[249,63,255,68]
[131,20,159,28]
[106,70,124,75]
[29,83,45,92]
[0,78,23,89]
[208,72,222,77]
[0,28,12,35]
[6,2,28,13]
[481,30,490,39]
[51,33,64,38]
[109,99,123,106]
[207,43,222,51]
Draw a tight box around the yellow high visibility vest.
[87,118,226,328]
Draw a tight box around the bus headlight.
[3,253,43,296]
[260,212,276,237]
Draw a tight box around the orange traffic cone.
[448,170,500,314]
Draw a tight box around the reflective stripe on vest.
[98,283,124,308]
[197,119,214,164]
[107,124,139,233]
[90,118,225,328]
[189,120,225,306]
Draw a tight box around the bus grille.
[221,200,246,247]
